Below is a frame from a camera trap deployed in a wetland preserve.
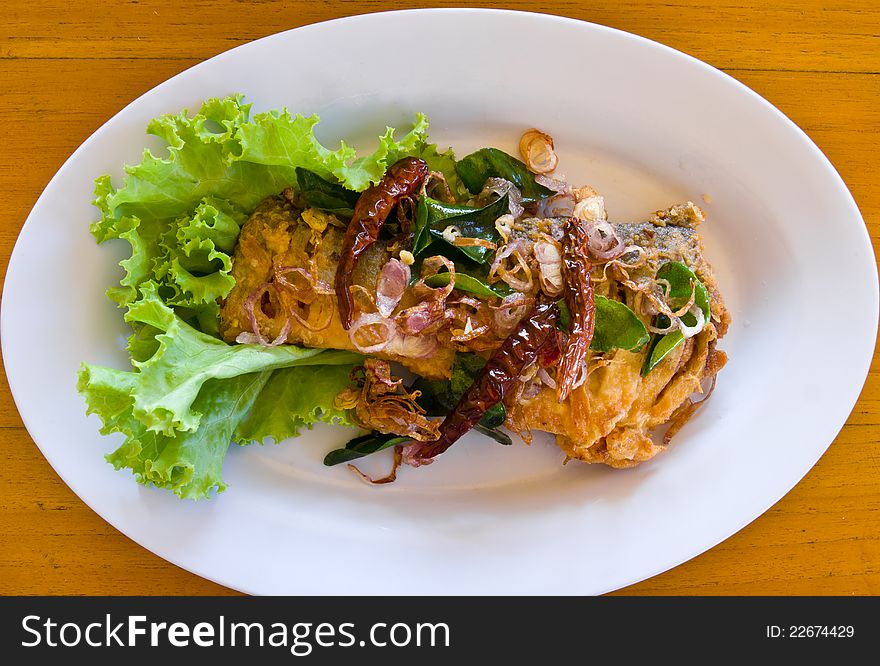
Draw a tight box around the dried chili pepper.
[557,216,596,402]
[335,157,429,329]
[409,299,560,462]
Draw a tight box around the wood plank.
[2,1,879,73]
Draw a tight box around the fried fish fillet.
[221,195,727,468]
[507,204,729,468]
[219,196,456,379]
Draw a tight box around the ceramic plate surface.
[3,9,877,594]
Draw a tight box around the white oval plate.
[3,9,876,595]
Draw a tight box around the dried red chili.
[335,157,429,329]
[410,299,560,462]
[557,216,596,402]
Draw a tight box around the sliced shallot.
[395,300,449,336]
[495,214,514,242]
[537,193,576,218]
[573,197,607,223]
[446,297,491,343]
[519,128,559,174]
[273,266,334,332]
[385,332,439,359]
[520,379,543,401]
[416,255,457,302]
[678,304,707,339]
[348,313,396,354]
[647,318,680,335]
[537,367,557,389]
[454,237,497,250]
[243,282,292,347]
[534,173,568,194]
[533,240,564,296]
[490,293,534,337]
[586,220,625,261]
[476,178,525,218]
[376,258,410,317]
[489,240,533,293]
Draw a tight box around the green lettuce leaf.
[416,141,465,199]
[80,283,359,436]
[82,95,458,498]
[155,199,243,314]
[101,372,270,500]
[100,197,241,319]
[94,365,357,500]
[333,117,426,191]
[103,214,165,308]
[93,95,456,327]
[239,110,458,194]
[233,364,355,445]
[79,288,360,499]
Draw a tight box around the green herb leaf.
[642,318,684,376]
[591,295,650,352]
[474,424,512,445]
[450,353,489,398]
[424,272,508,299]
[657,261,711,316]
[642,262,711,376]
[556,296,647,352]
[455,148,555,202]
[413,353,507,431]
[480,403,507,429]
[416,193,508,263]
[323,433,410,466]
[294,167,360,217]
[413,195,432,256]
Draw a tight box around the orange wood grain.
[1,0,878,595]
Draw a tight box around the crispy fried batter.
[219,196,455,379]
[509,204,728,468]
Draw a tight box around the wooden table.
[1,0,877,596]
